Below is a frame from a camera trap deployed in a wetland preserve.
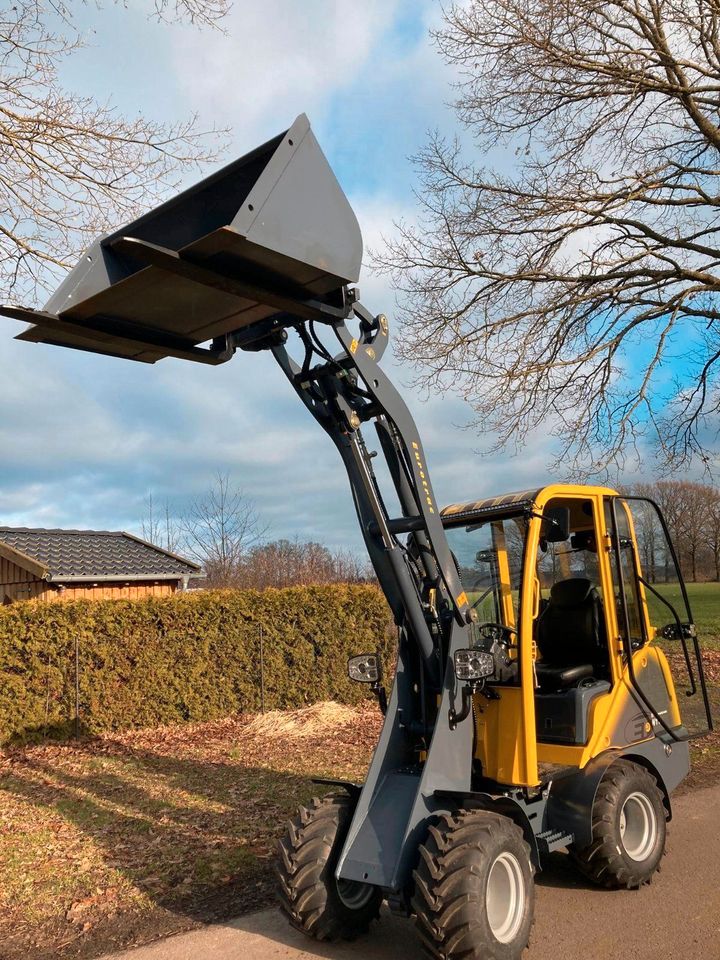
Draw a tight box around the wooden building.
[0,527,201,603]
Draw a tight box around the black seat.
[535,661,594,688]
[535,578,607,690]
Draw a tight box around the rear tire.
[276,793,382,941]
[571,758,666,889]
[413,809,535,960]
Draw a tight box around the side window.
[607,502,645,648]
[536,498,602,597]
[621,499,690,633]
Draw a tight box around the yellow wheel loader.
[1,114,713,960]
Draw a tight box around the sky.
[0,0,560,551]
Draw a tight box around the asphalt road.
[106,785,720,960]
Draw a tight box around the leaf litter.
[0,700,382,960]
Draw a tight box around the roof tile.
[0,527,200,581]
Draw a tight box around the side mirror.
[570,530,594,551]
[660,622,696,641]
[348,653,381,684]
[454,648,495,683]
[543,506,570,543]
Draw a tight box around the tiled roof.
[0,527,200,581]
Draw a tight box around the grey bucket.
[7,114,362,363]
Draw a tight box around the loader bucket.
[3,114,362,364]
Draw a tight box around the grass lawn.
[653,581,720,648]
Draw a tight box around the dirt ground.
[0,686,718,960]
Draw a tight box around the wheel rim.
[619,791,658,862]
[336,876,375,910]
[486,851,526,944]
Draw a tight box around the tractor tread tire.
[570,758,666,890]
[413,808,535,960]
[276,793,381,942]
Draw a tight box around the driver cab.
[442,485,625,786]
[442,484,703,790]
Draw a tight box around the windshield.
[445,514,529,629]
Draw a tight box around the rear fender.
[547,739,685,847]
[546,753,617,849]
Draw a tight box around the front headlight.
[347,653,380,684]
[454,648,494,682]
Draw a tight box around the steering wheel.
[478,622,518,646]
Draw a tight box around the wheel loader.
[1,114,713,959]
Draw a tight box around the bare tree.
[702,484,720,580]
[332,547,375,584]
[377,0,720,475]
[0,1,227,303]
[625,482,660,581]
[141,493,162,547]
[644,480,687,578]
[625,477,720,581]
[181,474,267,587]
[140,493,181,553]
[675,482,706,581]
[240,538,373,590]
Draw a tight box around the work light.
[454,648,495,682]
[347,653,380,684]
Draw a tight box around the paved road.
[106,785,720,960]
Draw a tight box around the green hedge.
[0,585,394,743]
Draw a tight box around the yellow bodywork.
[443,483,684,788]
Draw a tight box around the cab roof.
[441,489,543,524]
[441,484,620,525]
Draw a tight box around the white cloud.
[170,0,404,140]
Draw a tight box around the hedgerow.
[0,585,394,743]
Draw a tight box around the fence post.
[74,635,80,739]
[44,655,53,738]
[259,624,265,714]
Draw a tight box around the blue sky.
[0,0,560,551]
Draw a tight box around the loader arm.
[234,303,477,891]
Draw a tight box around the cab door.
[607,497,713,741]
[531,493,616,763]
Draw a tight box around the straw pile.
[243,701,360,741]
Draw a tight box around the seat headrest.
[549,577,594,607]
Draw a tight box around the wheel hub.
[486,851,526,944]
[619,791,658,862]
[335,876,375,910]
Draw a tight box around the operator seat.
[535,578,607,690]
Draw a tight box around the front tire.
[413,809,535,960]
[276,793,382,941]
[571,758,666,889]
